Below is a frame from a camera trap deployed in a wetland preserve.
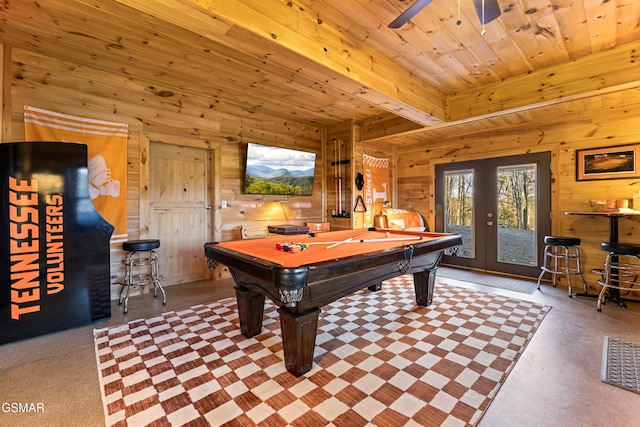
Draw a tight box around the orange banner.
[24,106,128,245]
[363,154,390,227]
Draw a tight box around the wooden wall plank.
[0,44,10,142]
[383,86,640,291]
[8,44,322,299]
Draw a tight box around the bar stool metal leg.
[597,242,640,311]
[537,244,552,289]
[119,250,136,313]
[596,254,612,311]
[119,239,166,314]
[150,248,166,305]
[565,245,588,296]
[537,236,587,297]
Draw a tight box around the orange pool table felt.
[216,228,447,267]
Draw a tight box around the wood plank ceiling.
[1,0,639,141]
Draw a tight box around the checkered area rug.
[94,277,551,426]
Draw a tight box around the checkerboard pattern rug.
[94,277,551,426]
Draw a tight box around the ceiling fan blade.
[388,0,434,29]
[473,0,502,24]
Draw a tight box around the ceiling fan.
[389,0,501,30]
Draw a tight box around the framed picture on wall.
[576,143,640,181]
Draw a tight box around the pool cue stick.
[334,139,339,215]
[337,139,342,215]
[325,231,370,249]
[362,236,423,242]
[317,236,423,245]
[325,237,353,249]
[319,235,422,247]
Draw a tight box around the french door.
[435,152,551,278]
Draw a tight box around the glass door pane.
[443,169,474,258]
[436,152,550,278]
[496,164,537,266]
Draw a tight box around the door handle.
[486,211,493,226]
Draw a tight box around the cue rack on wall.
[331,138,350,219]
[325,127,354,231]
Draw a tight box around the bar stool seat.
[597,242,640,311]
[537,235,587,297]
[119,239,166,313]
[543,236,581,247]
[600,242,640,256]
[123,239,160,252]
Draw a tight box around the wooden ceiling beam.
[447,40,640,121]
[110,0,446,127]
[366,84,640,145]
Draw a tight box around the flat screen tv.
[244,142,317,196]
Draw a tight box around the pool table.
[204,228,462,376]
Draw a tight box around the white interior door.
[149,143,211,285]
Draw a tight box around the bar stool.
[119,239,166,314]
[537,236,587,297]
[596,242,640,312]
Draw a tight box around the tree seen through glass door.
[436,152,550,278]
[443,169,474,258]
[496,164,536,266]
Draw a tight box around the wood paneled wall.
[2,45,323,298]
[387,87,640,291]
[325,120,397,230]
[217,140,324,242]
[3,40,640,299]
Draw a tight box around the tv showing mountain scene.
[244,142,317,196]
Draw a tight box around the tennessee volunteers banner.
[363,153,390,226]
[24,106,128,245]
[1,142,113,344]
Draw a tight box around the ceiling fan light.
[473,0,501,24]
[389,0,501,29]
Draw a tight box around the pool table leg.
[278,307,320,377]
[413,267,438,306]
[368,283,382,291]
[235,286,265,338]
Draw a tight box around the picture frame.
[576,143,640,181]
